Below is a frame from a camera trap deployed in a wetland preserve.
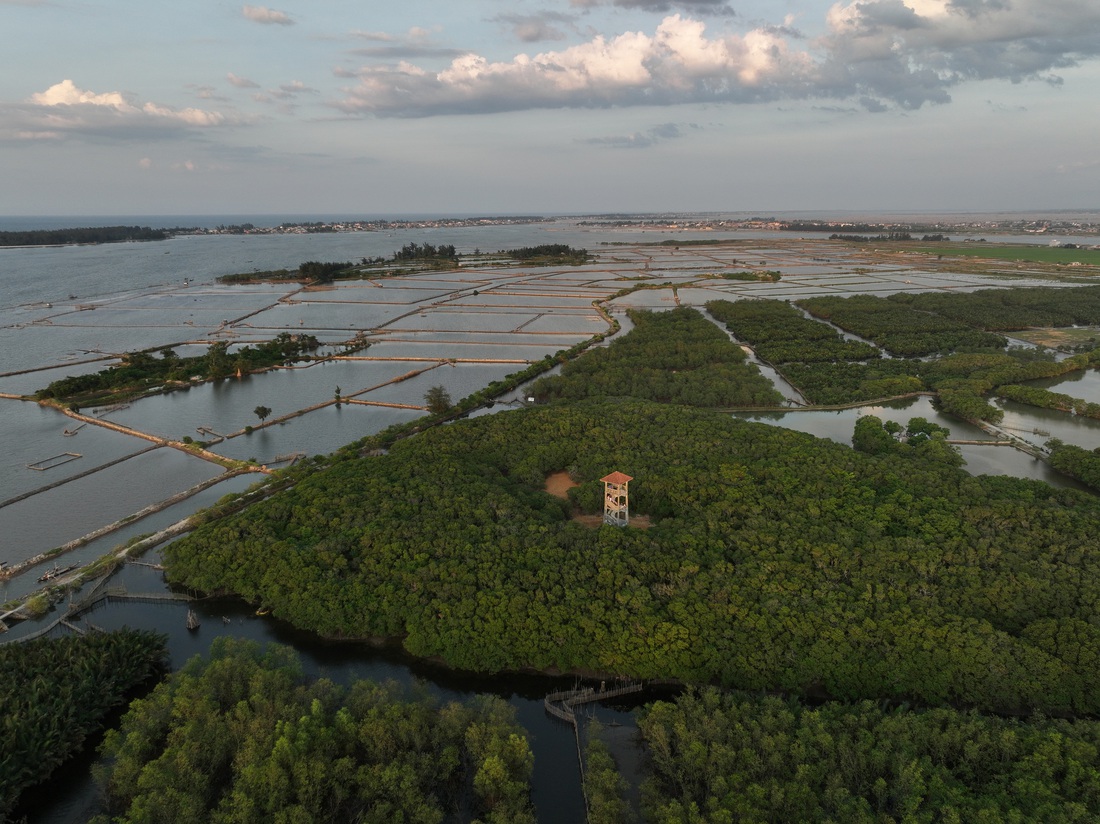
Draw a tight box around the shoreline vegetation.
[0,226,168,247]
[11,234,1100,820]
[31,333,328,408]
[216,242,591,285]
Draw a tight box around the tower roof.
[601,471,633,484]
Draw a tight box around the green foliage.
[502,244,588,264]
[36,333,320,404]
[1047,440,1100,492]
[799,294,1007,357]
[424,385,452,415]
[165,399,1100,714]
[531,307,782,407]
[639,688,1100,823]
[853,415,963,466]
[0,630,167,819]
[585,722,632,824]
[998,384,1100,419]
[93,638,533,824]
[712,270,781,282]
[707,298,880,364]
[0,226,167,246]
[394,242,457,261]
[297,260,354,282]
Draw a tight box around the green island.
[92,638,534,824]
[217,243,590,284]
[0,629,167,820]
[33,333,323,407]
[164,395,1100,714]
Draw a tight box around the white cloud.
[30,79,130,109]
[335,1,1100,116]
[11,79,238,142]
[242,5,293,26]
[338,15,815,116]
[138,157,153,169]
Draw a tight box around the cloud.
[271,81,319,100]
[335,1,1100,117]
[493,12,576,43]
[337,16,816,116]
[572,0,735,13]
[348,26,464,59]
[242,5,293,25]
[9,79,239,142]
[227,72,261,89]
[580,121,687,148]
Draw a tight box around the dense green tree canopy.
[165,399,1100,715]
[93,638,534,824]
[0,630,167,819]
[531,307,782,407]
[639,688,1100,823]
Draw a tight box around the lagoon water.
[3,218,1100,822]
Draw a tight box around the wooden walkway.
[544,681,644,824]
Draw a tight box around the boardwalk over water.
[2,580,194,643]
[544,680,644,824]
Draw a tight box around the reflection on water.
[16,561,595,824]
[1024,368,1100,406]
[97,360,423,440]
[0,449,224,564]
[0,404,149,503]
[0,472,264,605]
[737,396,1091,490]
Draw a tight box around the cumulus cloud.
[335,1,1100,116]
[337,16,816,116]
[242,5,293,25]
[10,79,238,142]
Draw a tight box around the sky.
[2,0,1099,217]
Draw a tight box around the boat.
[255,606,271,616]
[37,562,79,583]
[186,609,200,630]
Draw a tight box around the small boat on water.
[37,562,79,583]
[255,606,271,616]
[186,609,200,630]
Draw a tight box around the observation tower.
[601,471,633,527]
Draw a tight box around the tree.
[424,386,452,415]
[254,405,272,424]
[852,415,895,455]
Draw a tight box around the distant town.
[4,213,1100,249]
